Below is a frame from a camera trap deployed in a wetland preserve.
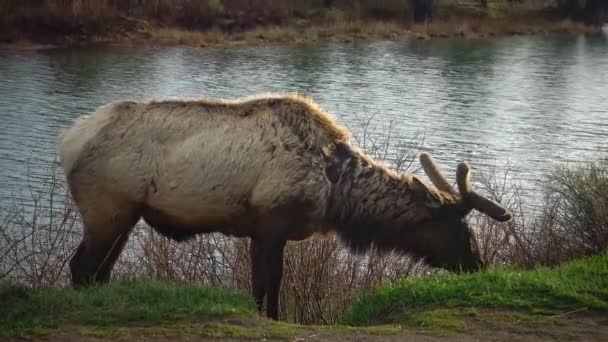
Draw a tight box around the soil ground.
[3,311,607,341]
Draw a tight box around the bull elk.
[58,93,511,320]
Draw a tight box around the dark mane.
[324,143,434,255]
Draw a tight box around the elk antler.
[456,162,512,222]
[419,153,458,197]
[419,153,512,222]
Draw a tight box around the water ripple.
[1,35,608,208]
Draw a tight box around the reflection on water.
[1,34,607,208]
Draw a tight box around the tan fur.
[59,93,350,241]
[58,102,121,176]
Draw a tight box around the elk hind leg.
[70,203,139,286]
[95,225,136,283]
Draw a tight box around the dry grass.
[151,27,229,46]
[410,16,599,40]
[140,20,406,47]
[0,0,602,47]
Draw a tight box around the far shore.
[2,16,604,51]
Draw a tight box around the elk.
[58,93,511,320]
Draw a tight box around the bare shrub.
[471,156,608,268]
[470,166,573,267]
[547,158,608,255]
[467,164,525,266]
[0,162,80,285]
[347,109,424,173]
[281,238,426,323]
[113,227,250,287]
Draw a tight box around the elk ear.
[324,143,353,184]
[411,177,442,209]
[325,161,342,183]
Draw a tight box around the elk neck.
[325,151,435,253]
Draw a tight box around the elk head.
[410,153,512,272]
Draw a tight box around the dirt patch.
[2,312,606,341]
[466,313,608,342]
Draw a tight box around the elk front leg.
[250,238,266,312]
[265,240,286,320]
[249,237,286,320]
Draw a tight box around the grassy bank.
[342,252,608,327]
[0,0,603,49]
[2,253,607,339]
[0,280,257,336]
[0,280,400,339]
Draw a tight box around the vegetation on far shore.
[1,0,606,49]
[1,253,606,338]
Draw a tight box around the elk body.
[58,93,511,320]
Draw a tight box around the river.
[1,33,607,210]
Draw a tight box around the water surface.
[1,34,607,209]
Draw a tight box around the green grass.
[0,279,402,339]
[0,279,257,337]
[77,321,402,340]
[342,253,608,326]
[3,254,607,338]
[78,321,301,340]
[404,308,469,333]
